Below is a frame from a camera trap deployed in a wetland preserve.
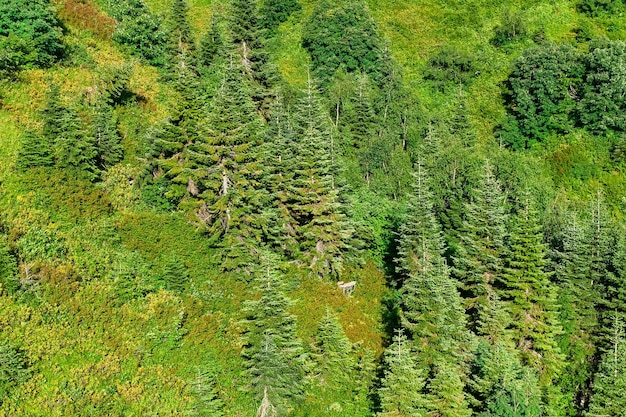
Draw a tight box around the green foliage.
[578,0,624,16]
[302,0,385,86]
[0,341,30,398]
[424,46,477,93]
[377,330,428,416]
[0,0,64,76]
[198,15,224,70]
[491,9,528,47]
[241,254,305,412]
[189,367,225,417]
[579,40,626,134]
[92,103,123,170]
[0,234,18,294]
[586,316,626,416]
[108,0,171,67]
[259,0,301,33]
[161,254,188,292]
[501,43,584,149]
[453,163,508,336]
[501,194,564,380]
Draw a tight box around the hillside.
[1,0,626,415]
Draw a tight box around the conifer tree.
[471,340,544,416]
[189,367,224,417]
[453,163,508,337]
[261,96,299,255]
[17,130,53,169]
[0,341,30,397]
[378,330,429,417]
[92,102,123,170]
[501,193,564,380]
[54,106,98,179]
[553,213,596,416]
[309,309,371,414]
[586,316,626,416]
[287,77,353,278]
[162,254,188,292]
[198,15,223,70]
[0,234,18,294]
[241,253,305,413]
[259,0,301,33]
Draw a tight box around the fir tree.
[17,130,53,169]
[198,15,223,70]
[162,254,188,292]
[287,76,353,278]
[241,253,305,412]
[394,162,472,415]
[189,367,224,417]
[54,105,98,179]
[0,234,18,294]
[501,193,564,381]
[182,58,267,270]
[259,0,301,33]
[378,330,429,417]
[586,316,626,416]
[453,163,508,337]
[0,341,30,397]
[92,102,123,170]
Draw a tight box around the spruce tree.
[501,193,564,381]
[378,330,429,417]
[181,58,267,270]
[241,253,305,413]
[92,102,123,170]
[287,77,353,278]
[17,130,53,169]
[586,316,626,416]
[453,163,508,337]
[0,234,18,294]
[189,367,224,417]
[162,254,188,292]
[553,213,596,416]
[198,15,223,70]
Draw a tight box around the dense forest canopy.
[1,0,626,415]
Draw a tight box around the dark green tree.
[181,58,267,270]
[287,77,353,278]
[586,316,626,416]
[453,163,508,337]
[501,43,584,149]
[395,163,473,416]
[259,0,301,33]
[241,253,305,413]
[501,194,564,381]
[0,0,64,75]
[109,0,171,67]
[377,330,429,416]
[92,103,123,170]
[302,0,385,86]
[162,254,189,292]
[198,15,224,70]
[579,41,626,134]
[0,235,18,294]
[17,130,53,169]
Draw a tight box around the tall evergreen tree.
[181,58,267,270]
[586,316,626,416]
[189,367,225,417]
[241,253,305,413]
[501,194,564,381]
[378,330,429,417]
[453,163,508,337]
[92,102,123,170]
[198,15,224,70]
[287,77,353,278]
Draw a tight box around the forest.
[1,0,626,415]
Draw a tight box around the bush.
[0,0,64,76]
